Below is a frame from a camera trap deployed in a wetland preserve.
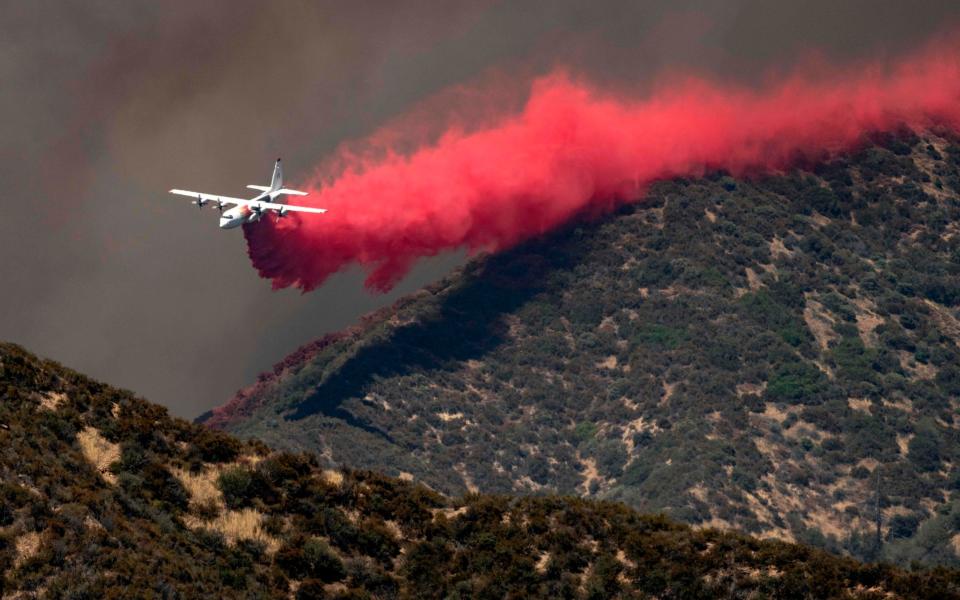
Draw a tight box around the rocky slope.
[8,343,960,597]
[205,129,960,566]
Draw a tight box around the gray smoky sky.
[2,1,958,418]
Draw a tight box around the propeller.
[194,195,207,209]
[275,207,287,222]
[216,200,224,212]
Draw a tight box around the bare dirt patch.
[769,236,794,260]
[596,355,618,370]
[897,434,914,456]
[688,483,708,502]
[760,402,795,423]
[621,416,659,454]
[882,397,915,413]
[924,300,960,347]
[736,382,767,397]
[852,298,884,347]
[809,211,832,228]
[578,455,602,495]
[745,267,763,291]
[455,463,479,494]
[898,351,937,381]
[804,298,838,350]
[847,398,872,414]
[660,381,677,407]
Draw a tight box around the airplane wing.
[169,189,326,214]
[241,199,327,214]
[170,189,247,207]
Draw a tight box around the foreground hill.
[7,344,960,597]
[205,130,960,565]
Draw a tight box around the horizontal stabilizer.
[247,185,270,192]
[275,188,308,196]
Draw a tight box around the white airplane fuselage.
[219,206,248,229]
[218,192,270,229]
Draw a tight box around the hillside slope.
[206,130,960,565]
[8,343,960,598]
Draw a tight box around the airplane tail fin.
[258,159,308,201]
[270,159,283,191]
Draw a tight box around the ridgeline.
[3,342,960,597]
[206,130,960,567]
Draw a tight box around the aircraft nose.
[219,216,241,229]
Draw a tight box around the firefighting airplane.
[169,159,326,229]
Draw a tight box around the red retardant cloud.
[245,38,960,292]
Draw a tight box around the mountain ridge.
[10,341,960,597]
[206,129,960,566]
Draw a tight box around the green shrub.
[766,362,827,403]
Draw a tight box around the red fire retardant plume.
[245,39,960,292]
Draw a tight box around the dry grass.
[852,298,883,347]
[745,267,763,291]
[620,416,660,454]
[596,355,618,369]
[172,466,222,506]
[322,469,344,487]
[76,427,120,484]
[803,298,838,350]
[769,236,794,259]
[183,508,280,554]
[760,402,794,423]
[847,398,873,414]
[577,455,601,496]
[431,506,468,521]
[897,350,938,381]
[809,211,832,228]
[882,396,915,413]
[454,463,479,494]
[897,434,914,456]
[736,382,767,397]
[951,533,960,557]
[535,552,551,574]
[13,531,41,568]
[84,515,105,532]
[688,483,709,502]
[38,392,66,411]
[924,299,960,347]
[660,381,677,406]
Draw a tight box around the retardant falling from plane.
[245,36,960,293]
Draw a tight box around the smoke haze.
[2,1,958,417]
[246,38,960,291]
